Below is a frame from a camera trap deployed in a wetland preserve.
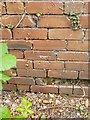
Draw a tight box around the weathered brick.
[33,40,66,50]
[5,69,17,77]
[37,15,70,28]
[67,41,89,51]
[34,61,64,70]
[31,85,58,93]
[17,59,33,69]
[24,51,56,61]
[73,86,88,96]
[17,69,46,77]
[48,70,78,79]
[83,2,90,14]
[79,71,89,80]
[0,2,6,14]
[3,83,17,91]
[85,29,90,40]
[59,85,73,95]
[6,2,24,14]
[25,2,63,14]
[80,15,90,29]
[1,15,35,27]
[65,62,89,71]
[49,29,83,40]
[13,28,47,39]
[9,50,23,59]
[17,85,29,91]
[1,29,12,39]
[65,2,84,14]
[9,77,35,85]
[57,52,88,61]
[7,40,32,50]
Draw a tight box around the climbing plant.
[0,43,16,90]
[68,12,80,30]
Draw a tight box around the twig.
[14,12,26,28]
[51,94,56,115]
[39,105,75,111]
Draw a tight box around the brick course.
[1,1,89,95]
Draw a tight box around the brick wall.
[0,1,90,94]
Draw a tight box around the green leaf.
[41,114,46,120]
[0,43,8,57]
[21,97,28,106]
[0,54,16,71]
[0,105,10,118]
[0,72,11,82]
[79,106,84,112]
[16,107,25,113]
[0,82,2,91]
[27,109,34,115]
[27,102,32,108]
[13,115,26,120]
[23,111,28,118]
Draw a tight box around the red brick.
[17,69,46,77]
[59,86,73,95]
[0,2,6,14]
[17,85,29,91]
[13,28,47,39]
[83,2,90,14]
[31,85,58,93]
[65,62,89,71]
[65,2,84,14]
[9,50,23,59]
[37,15,70,28]
[3,83,17,91]
[7,40,32,50]
[48,70,78,79]
[9,77,35,85]
[57,52,88,61]
[25,2,63,14]
[5,69,17,77]
[73,86,88,96]
[34,61,64,70]
[49,29,83,40]
[17,59,33,69]
[79,71,89,80]
[24,51,56,61]
[1,15,36,27]
[6,2,24,14]
[85,29,90,40]
[67,41,89,51]
[33,40,66,50]
[80,15,90,29]
[1,29,12,39]
[1,15,19,27]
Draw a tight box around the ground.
[0,91,89,119]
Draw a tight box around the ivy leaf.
[0,54,16,71]
[16,107,25,113]
[13,115,26,120]
[0,105,10,119]
[27,102,32,108]
[0,43,8,57]
[0,72,11,82]
[21,97,28,106]
[27,109,34,115]
[41,114,46,120]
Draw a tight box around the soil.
[0,91,90,119]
